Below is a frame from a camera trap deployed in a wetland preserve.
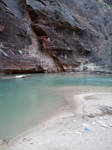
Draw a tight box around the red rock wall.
[0,0,112,73]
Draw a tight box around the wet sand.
[6,85,112,150]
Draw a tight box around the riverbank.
[8,91,112,150]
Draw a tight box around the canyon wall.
[0,0,112,73]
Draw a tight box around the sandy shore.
[7,89,112,150]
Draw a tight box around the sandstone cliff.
[0,0,112,73]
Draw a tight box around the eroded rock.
[0,0,112,73]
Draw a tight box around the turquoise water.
[0,73,112,141]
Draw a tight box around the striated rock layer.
[0,0,112,73]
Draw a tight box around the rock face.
[0,0,112,73]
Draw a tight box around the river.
[0,73,112,142]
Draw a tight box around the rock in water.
[0,0,112,73]
[15,75,28,78]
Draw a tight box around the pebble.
[75,131,82,135]
[97,120,104,124]
[91,122,96,125]
[82,123,89,128]
[85,138,89,142]
[101,124,109,128]
[103,116,109,120]
[85,127,90,131]
[109,123,112,127]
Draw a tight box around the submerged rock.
[1,74,30,79]
[0,0,112,73]
[15,75,29,78]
